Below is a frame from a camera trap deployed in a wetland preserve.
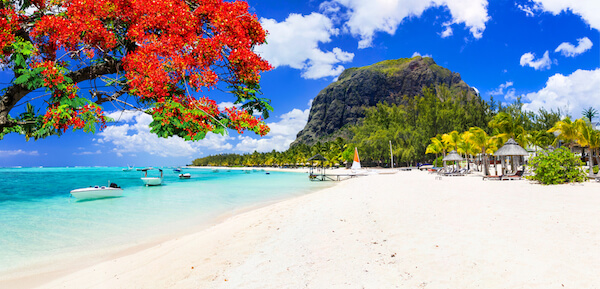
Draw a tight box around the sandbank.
[4,170,600,288]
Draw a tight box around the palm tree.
[530,130,553,156]
[488,112,528,147]
[582,107,598,123]
[590,130,600,178]
[426,137,444,167]
[457,133,479,171]
[548,117,580,149]
[457,131,472,170]
[468,127,490,175]
[442,130,461,151]
[576,120,600,177]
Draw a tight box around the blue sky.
[1,0,599,167]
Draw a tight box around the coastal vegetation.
[527,147,588,184]
[0,0,272,141]
[194,85,600,182]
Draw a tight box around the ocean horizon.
[0,167,332,274]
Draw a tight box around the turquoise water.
[0,167,332,274]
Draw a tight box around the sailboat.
[351,147,361,171]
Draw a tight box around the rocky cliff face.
[291,56,476,146]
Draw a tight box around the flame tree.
[0,0,272,141]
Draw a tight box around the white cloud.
[321,0,489,48]
[520,51,552,70]
[489,81,514,96]
[256,13,354,79]
[196,133,234,151]
[73,150,102,155]
[522,69,600,118]
[440,25,453,38]
[412,52,432,58]
[0,150,39,156]
[106,110,141,123]
[530,0,600,31]
[555,37,593,57]
[516,3,539,17]
[235,108,310,153]
[99,111,231,157]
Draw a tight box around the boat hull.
[141,177,163,186]
[179,173,191,179]
[70,187,123,200]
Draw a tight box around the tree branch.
[0,57,123,130]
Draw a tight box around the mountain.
[291,56,477,146]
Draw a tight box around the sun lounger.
[444,168,467,176]
[501,170,524,181]
[482,175,502,180]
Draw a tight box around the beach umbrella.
[493,138,529,173]
[494,138,528,156]
[442,150,463,170]
[442,150,463,161]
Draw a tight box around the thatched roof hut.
[494,138,528,156]
[443,150,464,161]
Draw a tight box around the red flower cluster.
[32,60,108,133]
[32,61,77,99]
[32,0,118,59]
[5,0,273,140]
[224,107,269,136]
[42,103,107,133]
[0,8,21,62]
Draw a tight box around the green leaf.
[15,54,26,68]
[14,74,31,85]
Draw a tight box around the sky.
[1,0,599,167]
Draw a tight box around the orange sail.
[351,147,361,170]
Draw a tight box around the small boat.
[265,172,270,175]
[70,183,123,200]
[122,165,133,172]
[212,169,219,173]
[179,173,191,179]
[141,168,163,186]
[173,168,182,173]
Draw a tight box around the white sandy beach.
[3,169,600,288]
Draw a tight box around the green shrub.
[527,147,588,185]
[594,165,599,175]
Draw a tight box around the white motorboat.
[141,168,163,186]
[122,165,133,172]
[70,183,123,200]
[179,173,191,179]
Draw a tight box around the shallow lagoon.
[0,167,331,273]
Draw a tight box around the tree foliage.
[0,0,272,141]
[527,147,587,185]
[346,85,491,166]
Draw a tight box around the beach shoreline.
[3,169,600,288]
[0,172,339,289]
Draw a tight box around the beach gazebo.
[494,138,529,174]
[307,154,327,181]
[442,150,463,171]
